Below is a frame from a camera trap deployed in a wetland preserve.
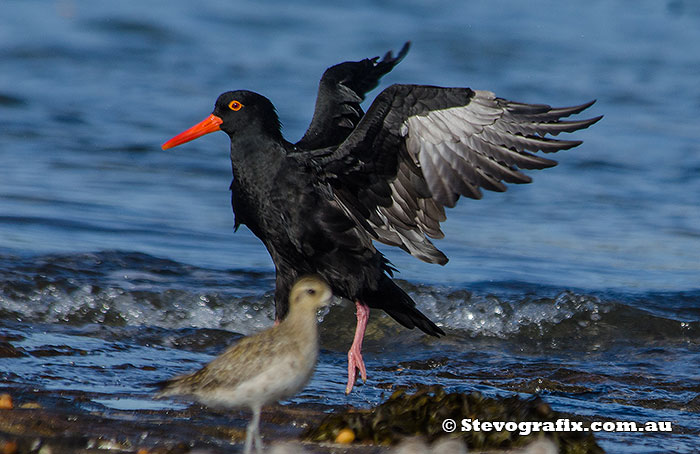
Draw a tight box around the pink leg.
[346,300,369,394]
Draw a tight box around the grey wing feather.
[315,84,601,265]
[155,330,285,396]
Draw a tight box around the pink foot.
[346,301,370,394]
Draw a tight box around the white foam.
[414,287,606,338]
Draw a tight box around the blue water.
[1,1,699,453]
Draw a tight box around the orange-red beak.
[161,114,223,150]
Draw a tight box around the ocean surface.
[1,1,699,453]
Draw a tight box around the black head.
[162,90,281,150]
[212,90,281,139]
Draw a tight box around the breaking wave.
[1,251,698,343]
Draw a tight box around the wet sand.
[0,390,382,454]
[0,386,603,454]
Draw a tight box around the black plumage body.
[162,42,601,391]
[226,112,439,334]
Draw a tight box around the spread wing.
[312,84,602,265]
[295,42,410,150]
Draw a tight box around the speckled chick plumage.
[154,275,332,454]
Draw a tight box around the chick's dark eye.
[306,288,316,295]
[228,100,243,111]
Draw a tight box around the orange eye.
[228,100,243,111]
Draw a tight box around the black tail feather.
[363,276,444,337]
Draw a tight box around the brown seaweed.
[303,385,604,454]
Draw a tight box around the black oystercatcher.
[162,42,601,393]
[155,275,333,454]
